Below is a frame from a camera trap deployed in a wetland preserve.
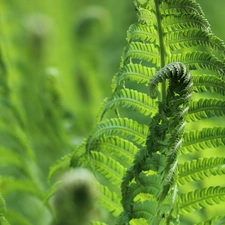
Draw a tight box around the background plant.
[1,0,225,225]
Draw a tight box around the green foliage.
[62,0,225,224]
[1,0,225,225]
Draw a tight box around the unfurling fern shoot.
[119,62,193,225]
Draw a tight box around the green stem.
[154,0,166,103]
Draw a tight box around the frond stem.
[154,0,166,102]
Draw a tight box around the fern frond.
[0,126,34,160]
[132,200,157,221]
[161,0,205,15]
[97,183,122,217]
[195,215,225,225]
[70,139,89,167]
[90,151,126,187]
[141,153,167,174]
[1,177,43,199]
[125,173,162,207]
[167,52,225,76]
[119,62,192,224]
[193,74,225,96]
[180,186,225,214]
[127,23,158,44]
[100,88,157,120]
[112,64,156,91]
[43,181,62,205]
[0,147,24,170]
[178,157,225,185]
[90,136,138,167]
[166,29,225,57]
[0,194,5,212]
[129,218,149,225]
[149,62,193,99]
[0,194,8,225]
[187,98,225,122]
[163,13,210,33]
[182,127,225,154]
[86,118,148,152]
[136,7,156,26]
[48,153,72,181]
[124,42,159,65]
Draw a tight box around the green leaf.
[129,218,149,225]
[195,215,225,225]
[112,63,156,91]
[70,139,89,167]
[86,118,149,152]
[48,153,72,181]
[187,99,225,122]
[178,157,225,185]
[167,51,225,76]
[124,42,159,65]
[137,7,157,26]
[0,194,6,217]
[182,127,225,154]
[43,181,62,205]
[161,0,204,16]
[132,200,157,221]
[90,136,138,168]
[0,177,43,200]
[96,183,122,217]
[165,29,225,57]
[125,173,162,205]
[193,74,225,96]
[100,88,157,120]
[0,127,34,160]
[127,23,158,44]
[90,151,126,187]
[163,13,210,33]
[0,147,23,169]
[180,186,225,214]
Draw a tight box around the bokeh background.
[0,0,225,224]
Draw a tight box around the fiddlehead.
[119,62,193,225]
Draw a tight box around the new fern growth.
[119,62,193,225]
[49,0,225,224]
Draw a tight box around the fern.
[90,136,138,167]
[178,157,225,185]
[188,99,225,122]
[118,62,192,224]
[90,151,126,187]
[193,74,225,96]
[0,194,9,225]
[96,183,123,217]
[47,0,225,224]
[99,88,157,120]
[112,64,156,91]
[180,186,225,214]
[182,127,225,154]
[195,215,225,225]
[86,118,149,152]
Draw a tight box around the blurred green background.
[0,0,225,224]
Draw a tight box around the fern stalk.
[154,0,167,102]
